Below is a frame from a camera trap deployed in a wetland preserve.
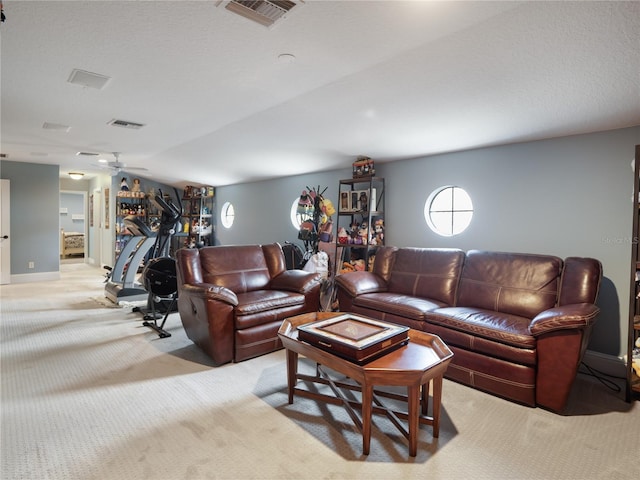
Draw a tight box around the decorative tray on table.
[297,313,409,364]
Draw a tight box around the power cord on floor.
[578,361,624,393]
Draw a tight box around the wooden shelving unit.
[334,176,385,274]
[114,191,147,259]
[177,186,216,249]
[627,144,640,401]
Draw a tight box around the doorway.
[60,190,88,263]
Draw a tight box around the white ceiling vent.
[108,119,145,130]
[68,69,111,90]
[220,0,301,28]
[76,151,100,156]
[42,122,71,132]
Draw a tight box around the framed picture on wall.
[89,194,94,227]
[104,188,110,229]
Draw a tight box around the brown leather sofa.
[335,247,602,413]
[176,244,322,365]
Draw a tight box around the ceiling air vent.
[68,69,111,90]
[76,151,100,156]
[108,119,145,130]
[220,1,300,28]
[43,122,71,132]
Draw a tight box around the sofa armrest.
[529,303,600,336]
[181,283,238,306]
[532,303,600,412]
[270,269,321,293]
[335,271,388,298]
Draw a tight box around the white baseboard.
[582,349,627,378]
[10,271,61,284]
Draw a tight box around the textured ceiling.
[1,1,639,187]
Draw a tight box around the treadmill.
[104,216,157,304]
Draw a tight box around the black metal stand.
[142,294,176,338]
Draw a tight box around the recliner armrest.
[270,269,321,294]
[335,271,388,298]
[180,283,238,306]
[529,303,600,336]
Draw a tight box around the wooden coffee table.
[278,312,453,457]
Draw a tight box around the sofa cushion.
[387,248,464,306]
[424,322,537,366]
[457,250,561,319]
[235,290,305,315]
[234,290,306,329]
[428,307,536,349]
[353,292,446,321]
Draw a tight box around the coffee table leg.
[432,375,443,437]
[421,380,430,416]
[408,385,420,457]
[362,384,373,455]
[286,349,298,404]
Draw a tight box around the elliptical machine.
[134,191,182,337]
[139,257,178,338]
[104,189,181,305]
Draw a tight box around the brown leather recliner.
[176,243,322,365]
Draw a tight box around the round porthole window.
[290,198,302,230]
[220,202,235,229]
[424,186,473,237]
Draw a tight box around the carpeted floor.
[1,263,638,479]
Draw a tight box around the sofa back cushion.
[558,257,602,305]
[199,245,272,293]
[457,250,562,318]
[371,246,399,282]
[388,248,465,306]
[262,243,287,279]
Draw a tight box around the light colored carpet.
[1,263,638,479]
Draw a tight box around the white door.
[93,188,102,266]
[0,179,11,284]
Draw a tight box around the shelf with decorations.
[114,189,148,258]
[631,310,640,394]
[335,157,384,275]
[628,144,640,401]
[177,185,216,249]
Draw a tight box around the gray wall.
[381,127,638,358]
[0,163,183,273]
[0,161,60,275]
[216,126,640,358]
[215,169,350,247]
[2,126,639,358]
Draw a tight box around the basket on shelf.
[352,156,375,178]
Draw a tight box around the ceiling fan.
[95,152,148,176]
